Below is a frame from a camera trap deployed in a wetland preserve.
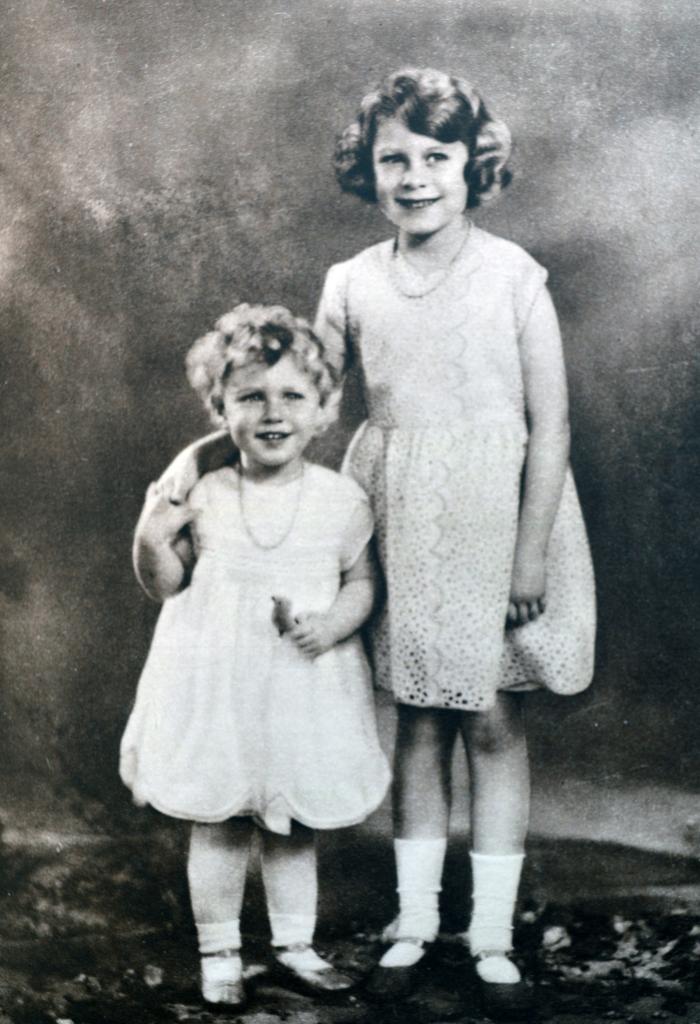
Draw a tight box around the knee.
[467,708,523,757]
[394,709,456,778]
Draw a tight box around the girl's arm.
[510,288,570,627]
[157,430,235,503]
[313,264,351,376]
[133,482,198,601]
[288,544,378,658]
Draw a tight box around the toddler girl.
[120,304,390,1007]
[311,67,596,1016]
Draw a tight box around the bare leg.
[188,818,253,1005]
[378,707,458,971]
[188,818,253,932]
[393,705,460,837]
[461,693,529,986]
[260,822,318,946]
[461,692,529,852]
[260,823,353,991]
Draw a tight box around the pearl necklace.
[388,220,472,299]
[237,464,304,550]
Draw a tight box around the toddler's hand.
[507,549,546,628]
[158,431,234,504]
[271,595,295,636]
[139,481,197,548]
[288,613,336,658]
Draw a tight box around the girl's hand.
[138,481,197,549]
[159,431,234,504]
[507,548,546,628]
[288,613,336,658]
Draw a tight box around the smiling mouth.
[396,197,439,209]
[256,431,290,442]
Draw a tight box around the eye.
[377,153,404,165]
[238,391,264,403]
[283,391,305,401]
[426,152,448,164]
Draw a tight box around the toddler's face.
[222,354,324,479]
[372,117,469,237]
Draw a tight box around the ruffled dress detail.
[120,463,391,832]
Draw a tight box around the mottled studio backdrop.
[1,0,698,814]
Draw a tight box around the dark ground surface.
[2,820,700,1024]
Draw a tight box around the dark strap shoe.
[473,951,536,1021]
[365,938,427,1001]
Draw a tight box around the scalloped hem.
[123,775,391,834]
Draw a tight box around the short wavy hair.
[334,68,512,209]
[185,303,342,427]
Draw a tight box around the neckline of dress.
[385,220,479,299]
[236,463,306,549]
[222,463,306,489]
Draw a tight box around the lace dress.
[120,463,391,832]
[314,225,596,711]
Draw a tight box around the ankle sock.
[196,918,241,955]
[468,852,524,984]
[379,837,446,968]
[269,912,315,949]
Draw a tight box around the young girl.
[120,304,391,1007]
[157,68,596,1017]
[315,67,596,1015]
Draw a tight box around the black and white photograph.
[1,1,699,1021]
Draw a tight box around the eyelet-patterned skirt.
[343,419,596,711]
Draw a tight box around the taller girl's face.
[222,354,324,479]
[372,117,469,238]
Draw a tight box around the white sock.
[261,828,317,950]
[468,852,524,984]
[379,837,446,968]
[196,918,241,955]
[268,912,315,948]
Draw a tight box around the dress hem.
[124,776,391,833]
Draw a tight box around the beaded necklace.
[388,220,472,299]
[237,463,304,550]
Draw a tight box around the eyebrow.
[374,142,450,155]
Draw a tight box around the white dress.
[120,463,391,834]
[315,225,596,712]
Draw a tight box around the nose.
[400,161,426,190]
[263,396,283,421]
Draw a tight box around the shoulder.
[472,226,547,281]
[322,239,393,286]
[189,466,237,506]
[304,464,373,560]
[305,462,369,505]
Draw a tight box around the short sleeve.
[339,488,374,572]
[514,255,549,337]
[314,262,350,375]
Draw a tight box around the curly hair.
[185,303,342,426]
[334,68,512,209]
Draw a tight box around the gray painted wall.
[1,0,698,812]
